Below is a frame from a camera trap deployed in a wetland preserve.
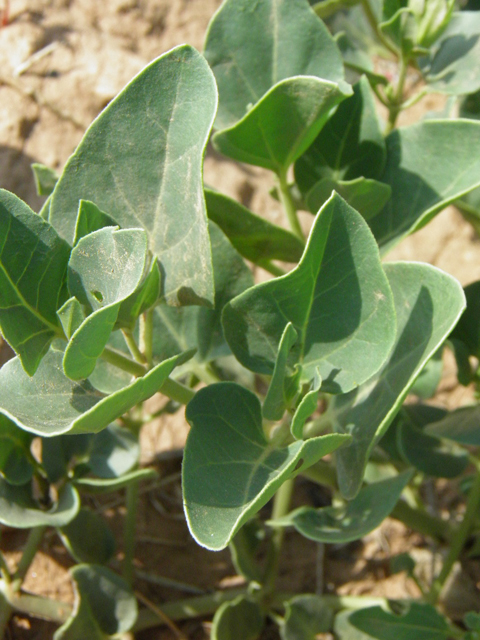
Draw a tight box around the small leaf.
[349,603,453,640]
[425,405,480,446]
[390,553,415,575]
[290,369,322,440]
[73,468,156,494]
[115,259,161,330]
[63,227,148,380]
[183,382,350,550]
[205,188,304,265]
[229,521,264,582]
[31,163,59,196]
[0,414,34,485]
[204,0,345,130]
[57,297,86,340]
[334,610,376,640]
[281,594,332,640]
[465,612,480,631]
[409,346,443,399]
[0,189,70,375]
[273,472,412,543]
[222,193,396,394]
[87,423,139,478]
[419,12,480,96]
[0,480,79,528]
[49,45,217,307]
[55,564,137,638]
[370,120,480,253]
[451,280,480,358]
[59,508,115,564]
[397,409,468,478]
[328,262,465,498]
[295,76,386,193]
[305,177,391,220]
[211,596,264,640]
[213,77,351,174]
[262,323,299,421]
[73,200,117,246]
[0,348,193,436]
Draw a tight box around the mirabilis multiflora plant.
[1,0,480,637]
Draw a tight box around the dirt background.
[0,0,480,638]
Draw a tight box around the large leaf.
[54,564,137,639]
[425,405,480,446]
[205,188,304,266]
[349,604,453,640]
[370,120,480,253]
[0,348,192,436]
[204,0,345,130]
[183,382,349,550]
[419,12,480,96]
[327,262,465,498]
[152,221,253,363]
[0,480,79,528]
[295,76,386,194]
[0,189,70,375]
[305,178,391,221]
[272,472,412,543]
[59,508,115,564]
[64,227,148,380]
[49,45,217,307]
[213,77,351,174]
[222,193,396,394]
[211,596,264,640]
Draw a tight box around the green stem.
[140,309,154,368]
[11,526,46,592]
[277,172,305,243]
[159,377,195,405]
[123,480,140,585]
[385,54,408,134]
[260,261,286,278]
[428,462,480,604]
[101,347,147,377]
[360,0,399,56]
[263,478,295,594]
[122,330,147,365]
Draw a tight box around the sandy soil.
[0,1,480,638]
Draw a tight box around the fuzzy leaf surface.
[273,472,412,543]
[49,45,217,307]
[371,121,480,253]
[0,349,192,436]
[0,189,70,375]
[223,193,395,394]
[64,227,148,379]
[328,262,465,498]
[204,0,345,130]
[295,76,385,193]
[183,382,349,550]
[205,188,304,265]
[213,77,351,174]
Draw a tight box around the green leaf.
[0,348,193,436]
[59,508,115,564]
[370,121,480,253]
[222,193,396,394]
[183,382,350,550]
[57,297,86,340]
[86,424,139,478]
[334,610,376,640]
[211,596,264,640]
[205,188,304,266]
[31,163,59,196]
[229,521,264,582]
[204,0,345,130]
[290,369,322,439]
[348,603,453,640]
[425,405,480,446]
[419,12,480,96]
[49,45,217,307]
[272,471,412,543]
[305,177,391,220]
[54,564,137,639]
[0,480,79,528]
[397,408,468,478]
[409,346,443,399]
[115,260,161,330]
[295,76,386,194]
[0,189,70,375]
[213,77,351,174]
[0,414,34,485]
[327,262,465,498]
[63,227,148,380]
[451,280,480,358]
[460,89,480,121]
[281,594,332,640]
[390,553,415,575]
[262,323,299,421]
[152,221,253,364]
[73,200,117,246]
[465,612,480,631]
[73,468,156,494]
